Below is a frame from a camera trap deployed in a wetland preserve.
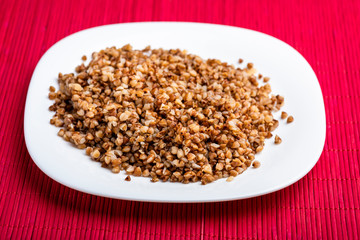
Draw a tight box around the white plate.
[24,22,326,202]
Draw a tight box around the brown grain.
[287,116,294,123]
[49,44,287,184]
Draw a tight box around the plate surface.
[24,22,326,202]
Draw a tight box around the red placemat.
[1,0,359,239]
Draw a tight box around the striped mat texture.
[1,0,360,239]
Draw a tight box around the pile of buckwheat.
[49,44,293,184]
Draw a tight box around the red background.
[1,0,360,239]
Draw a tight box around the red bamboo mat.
[1,0,360,239]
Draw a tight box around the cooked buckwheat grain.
[49,44,287,184]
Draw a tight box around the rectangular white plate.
[24,22,326,202]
